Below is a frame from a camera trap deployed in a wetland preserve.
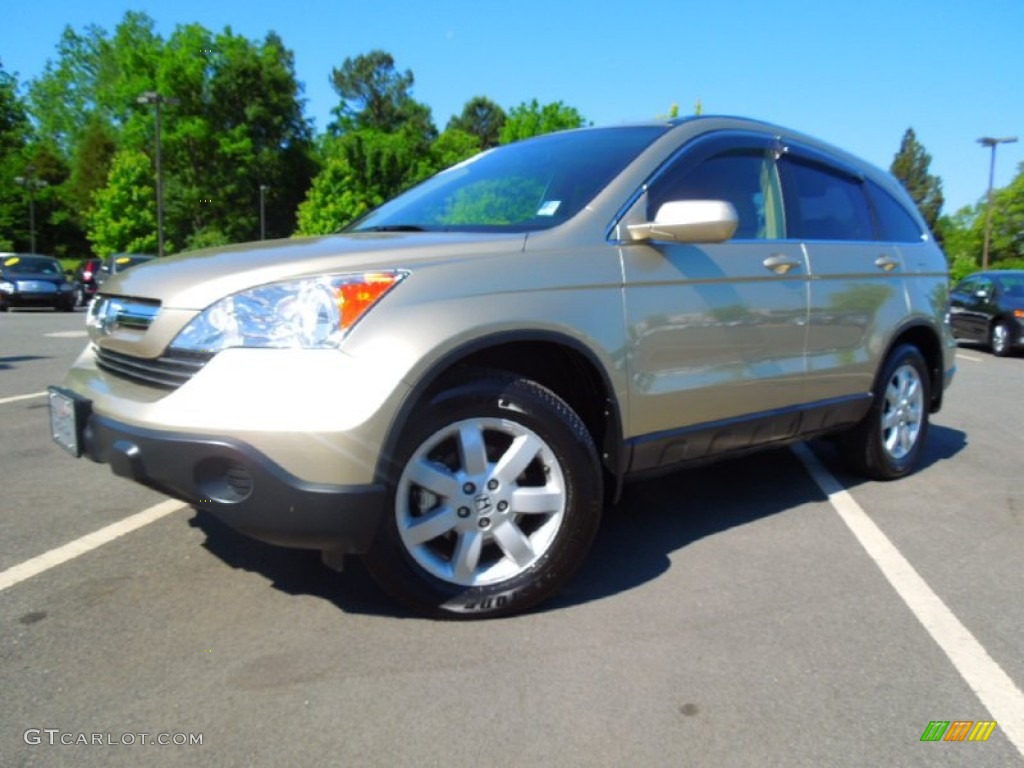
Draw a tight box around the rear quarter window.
[866,181,926,243]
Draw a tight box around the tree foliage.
[499,99,587,144]
[328,50,435,142]
[22,13,314,255]
[447,96,505,149]
[87,148,157,255]
[890,128,944,233]
[295,126,480,235]
[0,61,32,251]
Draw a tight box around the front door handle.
[875,255,899,272]
[763,254,801,275]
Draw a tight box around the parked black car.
[0,253,76,312]
[949,270,1024,356]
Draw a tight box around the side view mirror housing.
[626,200,739,244]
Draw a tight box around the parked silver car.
[49,116,956,618]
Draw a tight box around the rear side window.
[780,157,874,242]
[866,181,925,243]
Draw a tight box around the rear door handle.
[763,254,801,275]
[875,255,899,272]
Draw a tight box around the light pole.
[137,91,180,257]
[259,184,269,240]
[977,136,1018,270]
[14,166,48,253]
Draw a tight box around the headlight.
[169,271,407,353]
[0,281,13,293]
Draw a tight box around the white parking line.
[0,391,46,406]
[956,352,984,363]
[44,330,88,339]
[793,443,1024,757]
[0,499,187,593]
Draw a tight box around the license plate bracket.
[48,387,90,458]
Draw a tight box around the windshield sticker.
[116,257,131,264]
[537,200,561,217]
[3,257,20,266]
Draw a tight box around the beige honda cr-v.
[49,116,956,618]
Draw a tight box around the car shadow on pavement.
[0,355,48,370]
[189,425,966,620]
[190,511,414,618]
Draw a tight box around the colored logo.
[920,720,997,742]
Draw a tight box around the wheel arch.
[375,331,626,502]
[880,321,946,412]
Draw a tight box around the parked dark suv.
[49,116,956,618]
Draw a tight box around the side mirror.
[626,200,739,244]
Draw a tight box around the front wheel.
[841,344,930,480]
[991,321,1012,357]
[364,372,602,619]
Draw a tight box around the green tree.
[424,128,480,174]
[890,128,944,233]
[937,163,1024,274]
[66,115,117,217]
[0,61,32,251]
[295,150,367,235]
[27,12,161,155]
[447,96,505,149]
[87,148,157,255]
[157,26,315,249]
[499,99,587,144]
[328,50,436,142]
[25,13,314,255]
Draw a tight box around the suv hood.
[104,231,527,310]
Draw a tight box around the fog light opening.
[194,458,254,504]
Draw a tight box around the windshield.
[2,255,61,275]
[350,126,668,233]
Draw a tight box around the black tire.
[363,371,602,619]
[990,321,1012,357]
[841,344,930,480]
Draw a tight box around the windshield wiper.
[356,224,428,233]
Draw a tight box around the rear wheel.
[364,372,602,619]
[841,344,930,480]
[991,321,1011,357]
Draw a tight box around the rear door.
[778,146,908,404]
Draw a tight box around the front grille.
[95,346,211,390]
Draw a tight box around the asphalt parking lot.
[2,308,1022,767]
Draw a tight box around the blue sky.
[2,0,1021,214]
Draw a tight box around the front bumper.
[2,290,71,308]
[82,412,387,553]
